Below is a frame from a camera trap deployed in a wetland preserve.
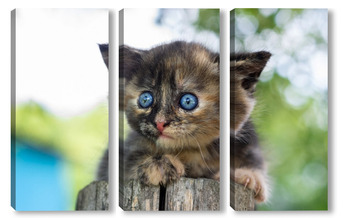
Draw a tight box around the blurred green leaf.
[194,9,220,35]
[16,101,108,210]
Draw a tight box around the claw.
[244,178,250,189]
[255,185,261,196]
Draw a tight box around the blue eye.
[180,93,198,111]
[139,92,153,108]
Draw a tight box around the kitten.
[119,41,220,186]
[230,51,271,203]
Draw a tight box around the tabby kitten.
[230,51,271,203]
[119,41,220,186]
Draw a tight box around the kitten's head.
[120,41,220,150]
[231,51,271,135]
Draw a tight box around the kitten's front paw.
[231,168,268,203]
[212,171,220,181]
[137,154,185,186]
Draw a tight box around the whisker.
[174,142,184,159]
[187,132,215,176]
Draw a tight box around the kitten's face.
[121,41,220,150]
[231,51,271,135]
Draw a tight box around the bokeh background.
[231,9,328,210]
[122,9,219,51]
[12,9,108,210]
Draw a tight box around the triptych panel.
[11,8,109,211]
[231,9,328,211]
[11,8,328,211]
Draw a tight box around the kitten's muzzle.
[156,121,170,133]
[155,121,173,140]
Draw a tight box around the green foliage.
[255,75,327,210]
[194,9,220,35]
[15,101,108,210]
[233,9,304,34]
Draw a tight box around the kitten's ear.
[99,44,109,68]
[213,53,220,72]
[119,45,147,111]
[119,45,147,80]
[231,51,271,91]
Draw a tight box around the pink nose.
[157,122,165,133]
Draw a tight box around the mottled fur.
[120,41,220,186]
[230,51,271,203]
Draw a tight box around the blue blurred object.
[13,140,72,211]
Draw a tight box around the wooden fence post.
[76,178,255,211]
[165,178,220,211]
[121,177,219,211]
[230,180,255,211]
[76,181,109,210]
[121,179,160,211]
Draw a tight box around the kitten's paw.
[137,154,185,186]
[231,168,268,203]
[212,171,220,181]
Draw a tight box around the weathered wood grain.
[121,178,219,211]
[165,177,220,211]
[76,181,109,210]
[122,179,160,211]
[77,178,254,211]
[230,180,255,211]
